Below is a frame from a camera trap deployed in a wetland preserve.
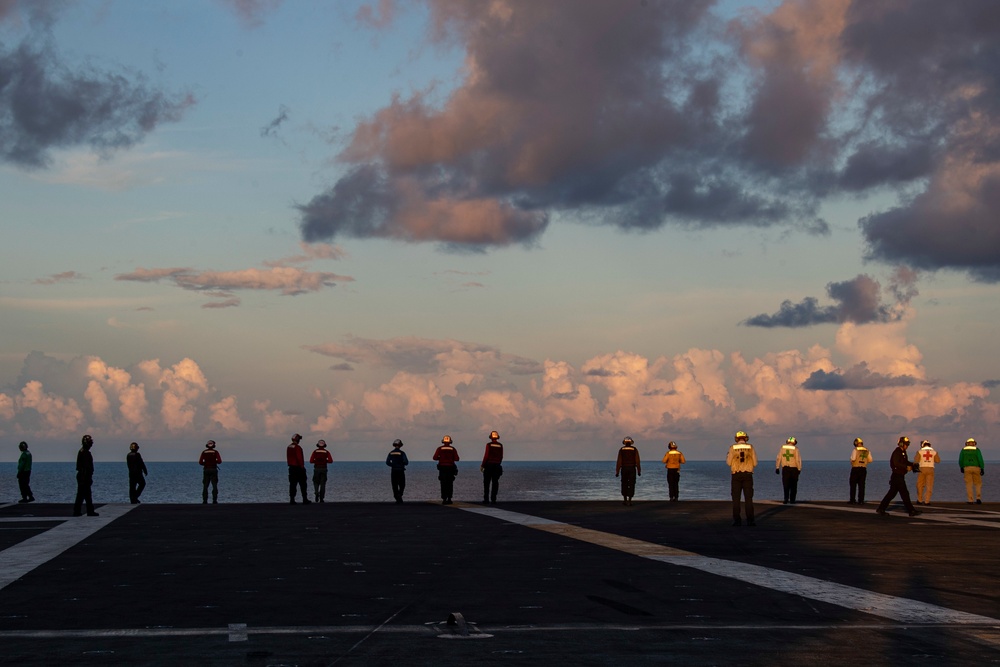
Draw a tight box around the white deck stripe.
[453,504,998,625]
[0,504,136,591]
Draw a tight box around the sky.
[2,0,1000,462]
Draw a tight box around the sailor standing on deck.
[481,430,504,504]
[615,437,641,506]
[433,435,459,505]
[849,438,872,504]
[309,439,333,503]
[199,440,222,504]
[287,434,311,505]
[775,437,802,504]
[914,440,941,505]
[661,441,686,501]
[74,434,98,517]
[727,431,757,526]
[17,441,34,504]
[876,436,920,517]
[959,438,985,504]
[126,442,148,504]
[386,439,409,503]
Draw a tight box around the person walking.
[199,440,222,504]
[959,437,985,504]
[775,436,802,504]
[309,439,333,503]
[914,440,941,505]
[73,434,98,517]
[433,435,459,505]
[661,441,686,501]
[615,437,641,506]
[126,442,148,504]
[16,441,34,504]
[386,439,409,503]
[876,436,920,517]
[481,430,504,504]
[849,437,872,504]
[287,433,311,505]
[727,431,757,526]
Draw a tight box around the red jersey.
[433,445,459,467]
[310,448,333,468]
[482,441,504,466]
[199,449,222,469]
[286,443,305,468]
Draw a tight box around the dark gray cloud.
[802,363,923,391]
[0,7,193,169]
[260,104,289,138]
[743,274,910,328]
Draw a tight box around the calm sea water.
[2,461,987,504]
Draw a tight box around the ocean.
[2,460,987,504]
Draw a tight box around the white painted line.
[758,501,1000,528]
[453,505,998,626]
[0,517,71,523]
[0,504,137,591]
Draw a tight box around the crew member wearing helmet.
[848,438,872,504]
[661,441,686,502]
[286,434,311,505]
[481,430,504,504]
[914,440,941,505]
[775,437,803,504]
[199,440,222,504]
[386,439,409,503]
[615,437,641,506]
[16,441,34,504]
[959,438,985,504]
[433,435,459,504]
[727,431,757,526]
[309,440,333,503]
[126,442,148,504]
[875,437,920,517]
[73,434,99,517]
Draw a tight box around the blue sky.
[3,0,999,462]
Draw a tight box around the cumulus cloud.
[743,273,916,328]
[801,363,923,391]
[0,3,193,169]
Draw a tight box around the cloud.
[743,273,916,328]
[219,0,284,28]
[260,104,289,138]
[0,6,194,169]
[801,363,923,391]
[33,270,84,285]
[263,242,348,268]
[116,264,353,300]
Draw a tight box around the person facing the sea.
[286,433,311,505]
[775,436,802,504]
[386,439,408,503]
[309,439,333,503]
[959,437,985,504]
[615,437,641,506]
[914,440,941,505]
[727,431,757,526]
[876,436,920,517]
[126,442,148,504]
[661,441,686,502]
[848,437,872,504]
[481,430,504,505]
[17,441,34,504]
[199,440,222,504]
[74,434,98,517]
[433,435,459,505]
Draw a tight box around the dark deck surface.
[0,499,998,666]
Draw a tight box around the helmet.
[392,439,403,447]
[668,441,677,450]
[786,436,797,445]
[129,442,139,452]
[920,440,931,447]
[82,434,93,446]
[317,439,327,448]
[898,436,910,446]
[853,437,864,446]
[966,437,977,445]
[622,437,634,445]
[18,441,28,451]
[490,431,500,440]
[441,435,452,445]
[735,431,748,441]
[292,433,302,442]
[206,440,216,449]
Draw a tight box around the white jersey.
[914,446,939,469]
[776,445,802,470]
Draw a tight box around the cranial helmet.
[441,435,452,445]
[490,431,500,440]
[82,434,93,446]
[786,436,797,445]
[966,438,977,445]
[129,442,139,452]
[735,431,748,441]
[622,436,634,445]
[292,433,302,442]
[393,439,403,447]
[317,439,327,448]
[853,437,864,446]
[19,441,28,451]
[206,440,216,449]
[920,440,931,447]
[898,436,910,445]
[668,441,677,450]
